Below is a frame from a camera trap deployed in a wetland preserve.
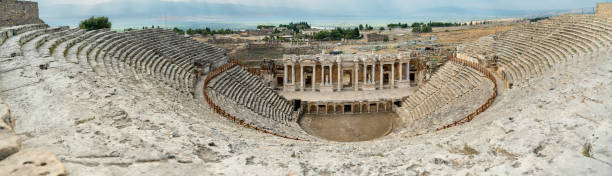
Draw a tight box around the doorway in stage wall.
[342,70,352,89]
[277,77,283,87]
[344,104,352,113]
[383,73,390,86]
[305,75,313,90]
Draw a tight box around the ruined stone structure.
[278,52,443,92]
[305,99,394,114]
[0,0,43,27]
[596,2,612,18]
[366,33,389,42]
[1,4,611,174]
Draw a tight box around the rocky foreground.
[0,44,610,175]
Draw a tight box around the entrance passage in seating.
[299,112,401,142]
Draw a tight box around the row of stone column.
[283,62,412,91]
[306,101,394,114]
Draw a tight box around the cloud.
[42,0,113,5]
[160,0,190,2]
[150,15,229,22]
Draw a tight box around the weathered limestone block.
[596,3,612,18]
[0,103,12,134]
[0,120,10,134]
[0,148,68,176]
[0,134,20,160]
[0,103,13,131]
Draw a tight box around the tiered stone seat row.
[466,15,612,87]
[398,61,493,132]
[0,23,48,46]
[40,28,85,57]
[0,25,68,57]
[204,64,312,140]
[0,25,228,94]
[208,66,294,125]
[459,36,495,57]
[61,29,106,61]
[33,28,226,93]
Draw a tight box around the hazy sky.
[31,0,609,28]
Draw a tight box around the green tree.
[411,23,433,33]
[257,25,275,29]
[172,27,185,35]
[313,30,330,40]
[186,29,195,35]
[279,22,311,33]
[379,27,385,31]
[359,24,364,30]
[329,28,344,40]
[79,16,112,31]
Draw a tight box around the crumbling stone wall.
[366,33,389,42]
[0,0,44,27]
[596,2,612,18]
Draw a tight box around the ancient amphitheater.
[0,1,611,176]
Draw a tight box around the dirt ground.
[299,112,401,142]
[420,24,517,44]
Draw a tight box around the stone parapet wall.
[0,0,44,27]
[596,3,612,18]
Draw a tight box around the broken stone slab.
[0,103,12,134]
[0,120,11,134]
[0,134,20,160]
[0,103,13,131]
[0,148,68,176]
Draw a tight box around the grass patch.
[450,143,480,155]
[461,144,480,155]
[37,39,47,49]
[493,148,517,160]
[75,117,95,125]
[451,143,480,155]
[49,43,59,55]
[582,142,592,158]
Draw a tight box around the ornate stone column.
[337,62,342,91]
[291,64,295,84]
[321,65,325,86]
[379,63,383,89]
[283,64,288,85]
[312,65,316,92]
[328,65,332,85]
[370,64,374,83]
[391,62,395,88]
[399,62,403,81]
[406,62,410,85]
[363,64,367,85]
[300,65,304,91]
[353,63,358,91]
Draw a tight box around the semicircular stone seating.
[396,60,495,134]
[1,25,228,95]
[67,28,228,94]
[2,13,609,143]
[206,65,313,140]
[461,15,612,88]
